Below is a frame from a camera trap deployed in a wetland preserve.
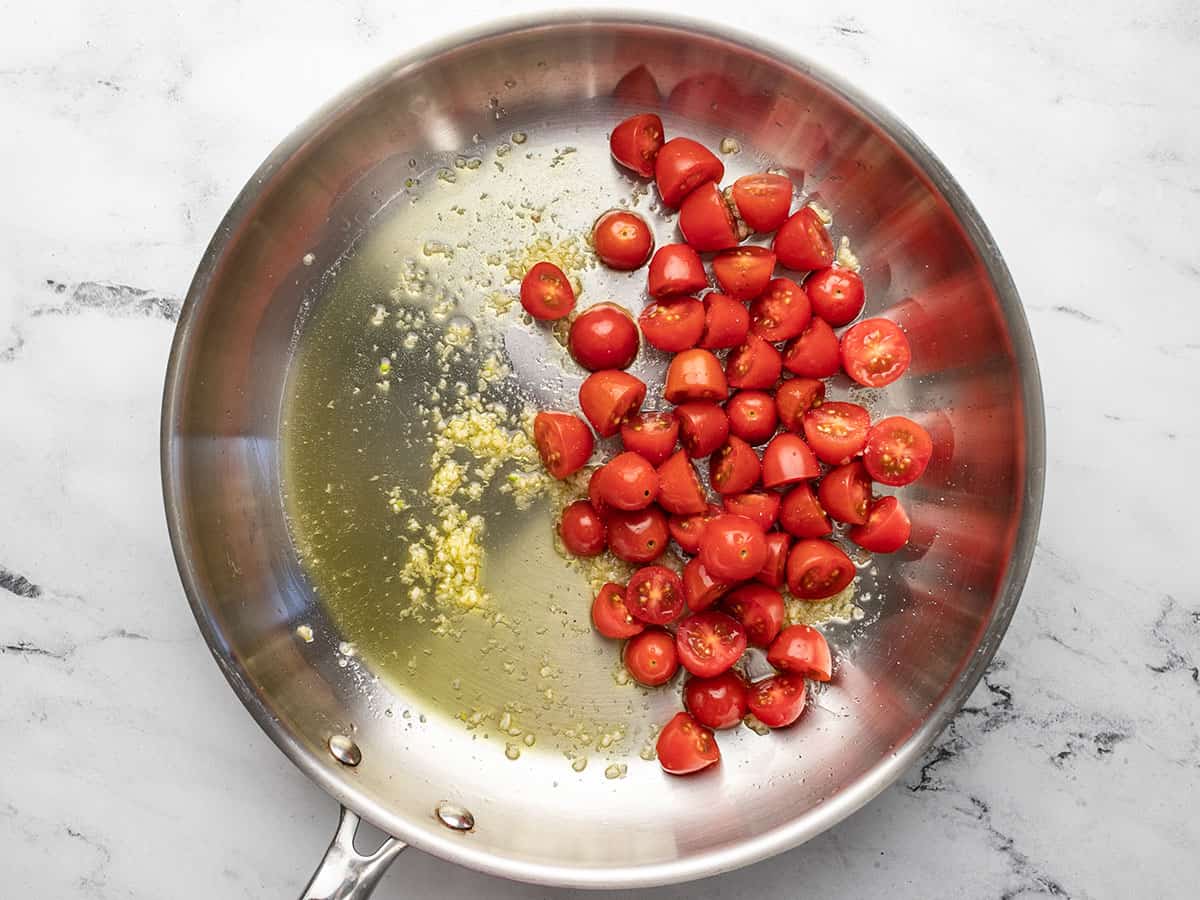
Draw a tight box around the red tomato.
[818,460,872,525]
[655,450,708,515]
[624,629,679,686]
[626,565,686,625]
[606,506,668,563]
[676,611,747,678]
[685,671,749,730]
[664,349,728,403]
[779,482,832,538]
[802,401,870,465]
[749,277,812,342]
[786,539,855,599]
[679,181,742,252]
[674,401,729,458]
[578,370,646,438]
[730,173,793,233]
[723,583,785,646]
[621,412,678,467]
[519,261,576,320]
[647,243,708,298]
[782,316,841,377]
[840,318,912,388]
[725,390,778,444]
[593,451,659,511]
[656,711,720,775]
[559,500,606,556]
[806,267,865,326]
[700,514,767,581]
[712,246,776,300]
[761,433,820,488]
[722,491,780,533]
[726,334,782,390]
[773,207,834,271]
[767,624,832,681]
[669,503,721,555]
[587,466,610,517]
[849,495,912,552]
[609,113,664,178]
[655,137,724,208]
[863,416,932,486]
[698,292,750,349]
[747,673,808,728]
[755,532,791,588]
[568,303,639,371]
[682,556,734,612]
[709,436,761,495]
[591,582,644,639]
[639,296,705,352]
[611,65,660,105]
[533,411,594,479]
[592,210,654,271]
[775,377,826,432]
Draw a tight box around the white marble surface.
[2,1,1198,897]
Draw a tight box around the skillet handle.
[300,806,407,900]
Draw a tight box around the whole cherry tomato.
[533,411,594,479]
[655,450,708,516]
[682,556,734,612]
[610,113,664,177]
[729,173,793,233]
[656,711,720,775]
[568,302,639,371]
[786,539,854,599]
[698,292,750,349]
[779,482,832,538]
[591,582,644,639]
[700,514,767,580]
[655,137,724,208]
[669,503,721,555]
[592,210,654,271]
[782,316,841,377]
[579,370,646,437]
[806,267,865,326]
[775,377,826,432]
[755,532,791,588]
[767,624,833,681]
[606,506,668,563]
[621,412,679,467]
[520,261,576,320]
[592,451,659,511]
[675,401,729,458]
[840,318,912,388]
[624,629,679,686]
[559,500,607,556]
[639,296,705,352]
[722,491,780,533]
[723,583,785,646]
[709,436,761,495]
[665,349,728,404]
[749,277,812,342]
[648,243,708,298]
[626,565,685,624]
[679,181,743,252]
[863,416,933,486]
[712,246,776,300]
[803,401,870,465]
[675,611,747,678]
[761,432,820,488]
[818,460,872,525]
[773,207,834,271]
[684,671,749,730]
[849,495,912,552]
[747,673,808,728]
[725,390,778,444]
[726,334,782,390]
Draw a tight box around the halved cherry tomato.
[520,261,576,320]
[679,181,742,251]
[773,207,834,271]
[682,556,734,612]
[593,451,659,511]
[863,416,933,486]
[782,316,841,377]
[755,532,791,589]
[675,401,729,458]
[729,173,793,233]
[610,113,664,178]
[626,565,686,625]
[559,500,607,556]
[665,349,728,403]
[786,539,854,599]
[533,412,594,478]
[818,460,872,525]
[685,671,749,730]
[712,246,776,300]
[840,318,912,387]
[676,611,747,678]
[579,370,646,437]
[775,377,826,432]
[568,302,639,371]
[624,629,679,686]
[722,491,780,533]
[655,450,707,515]
[656,711,720,775]
[806,267,865,326]
[723,583,785,646]
[725,390,778,444]
[647,243,708,298]
[587,466,609,517]
[767,625,832,681]
[698,292,750,349]
[606,506,668,563]
[802,401,870,465]
[747,673,808,728]
[669,503,721,555]
[849,495,912,552]
[749,277,812,342]
[655,137,724,208]
[592,210,654,271]
[779,482,832,538]
[726,334,782,390]
[639,296,705,352]
[709,436,761,495]
[700,514,767,581]
[761,433,820,488]
[621,412,679,467]
[611,65,661,105]
[591,582,644,639]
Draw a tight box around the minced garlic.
[836,235,861,273]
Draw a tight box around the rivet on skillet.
[435,803,475,832]
[328,734,362,767]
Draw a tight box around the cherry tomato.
[674,401,729,458]
[723,583,785,646]
[655,449,708,515]
[559,500,607,556]
[849,495,912,552]
[655,137,724,208]
[639,296,705,352]
[612,65,660,106]
[779,482,832,538]
[700,514,767,581]
[568,302,639,371]
[709,436,761,495]
[712,246,776,300]
[533,411,594,479]
[725,390,778,444]
[647,243,708,298]
[863,416,933,486]
[755,532,791,589]
[664,349,728,404]
[722,491,780,533]
[806,267,865,326]
[761,433,820,489]
[587,466,610,518]
[679,181,742,252]
[698,292,750,350]
[579,370,646,438]
[840,318,912,387]
[729,173,793,233]
[773,207,833,271]
[609,113,664,178]
[624,629,679,686]
[767,625,832,681]
[626,565,685,625]
[669,503,721,555]
[592,210,654,271]
[775,377,826,432]
[786,539,854,599]
[676,611,747,678]
[606,506,668,564]
[726,334,782,390]
[782,316,841,377]
[802,401,870,465]
[682,556,734,612]
[591,582,644,639]
[656,711,719,775]
[749,277,812,342]
[620,412,679,467]
[747,673,807,728]
[685,671,749,730]
[519,261,576,320]
[818,460,872,525]
[593,451,659,511]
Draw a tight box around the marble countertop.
[2,1,1197,897]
